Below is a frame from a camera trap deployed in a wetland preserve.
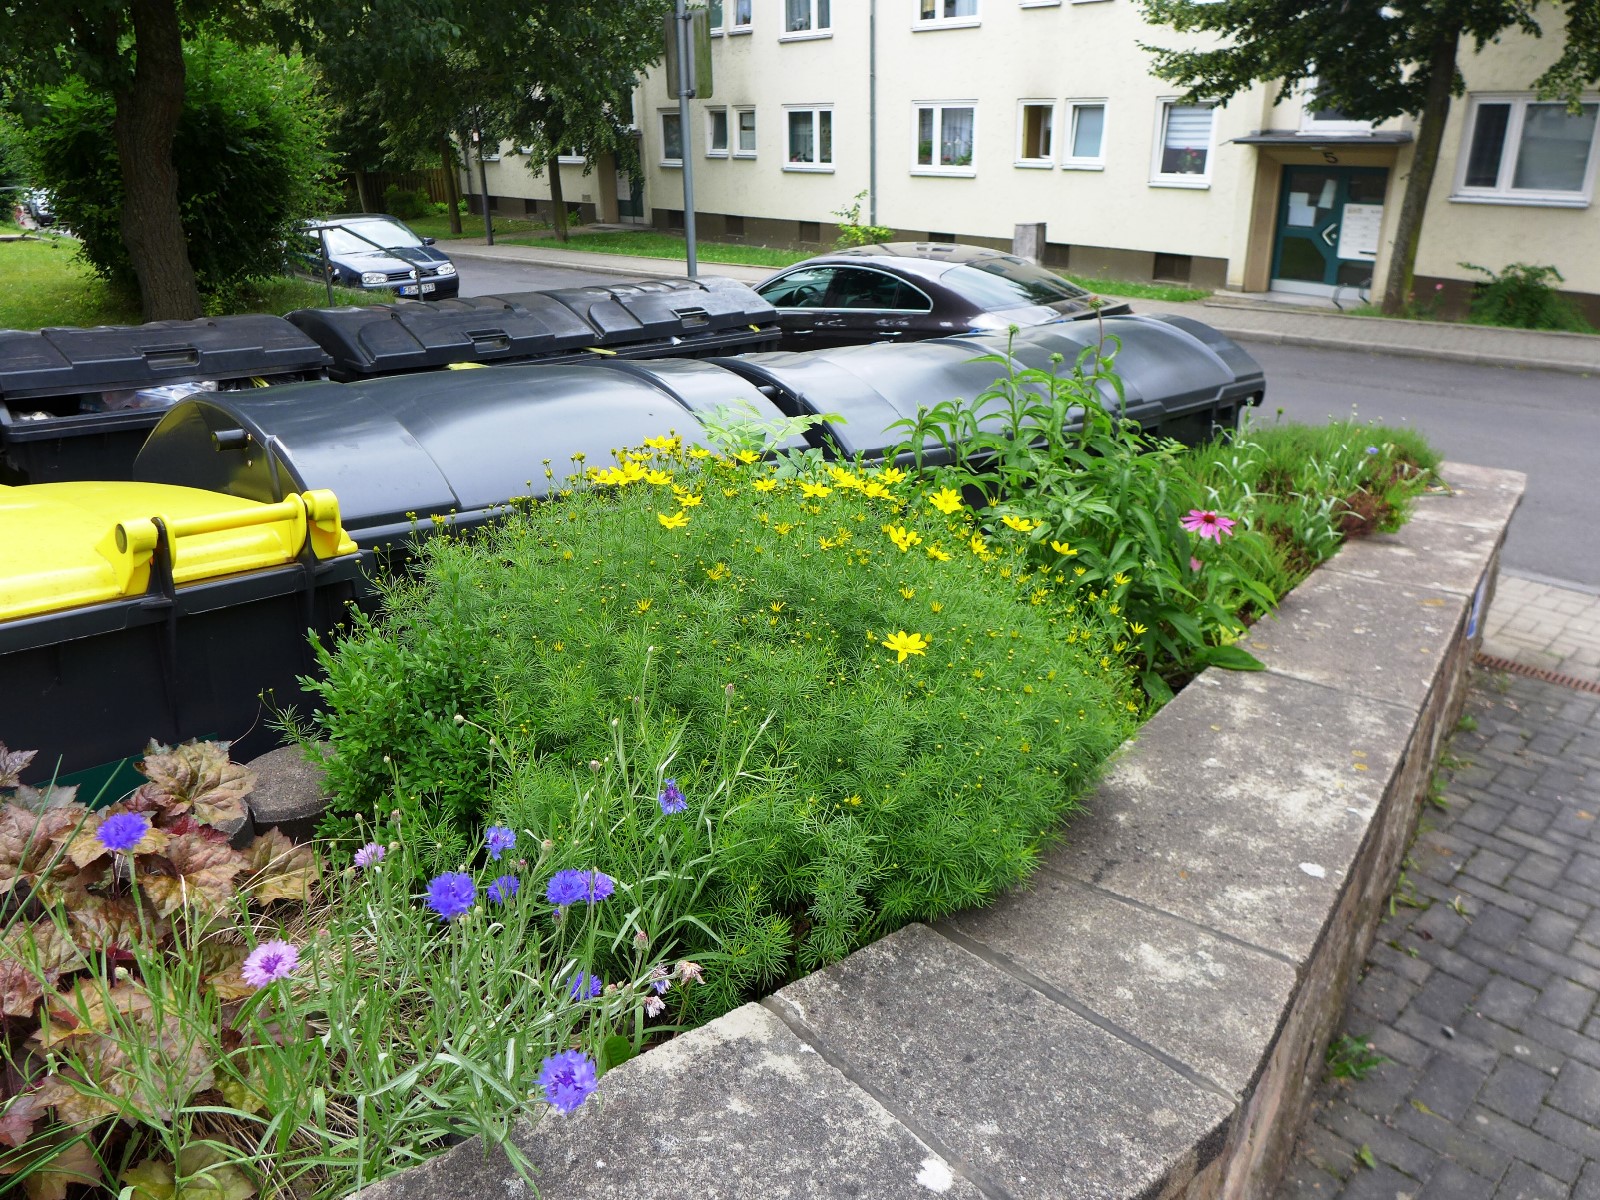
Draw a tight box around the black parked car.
[754,243,1132,351]
[298,214,460,300]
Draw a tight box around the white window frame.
[706,107,730,157]
[709,0,723,35]
[1062,99,1107,170]
[781,0,832,39]
[914,0,980,31]
[784,105,835,171]
[1018,1,1061,8]
[913,101,978,176]
[557,149,587,165]
[734,106,758,158]
[659,110,684,168]
[1150,98,1215,188]
[729,0,753,34]
[1015,99,1056,168]
[1296,78,1372,136]
[1451,92,1600,208]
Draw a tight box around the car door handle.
[878,330,903,338]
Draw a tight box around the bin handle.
[99,490,357,596]
[142,346,201,371]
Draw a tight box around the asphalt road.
[1239,340,1599,592]
[453,255,624,295]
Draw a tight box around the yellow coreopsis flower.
[752,478,778,493]
[882,630,931,663]
[928,487,964,515]
[734,450,760,464]
[705,562,730,581]
[1129,622,1148,635]
[645,469,673,486]
[829,467,862,490]
[675,491,703,507]
[885,525,922,552]
[800,481,832,499]
[617,460,648,486]
[969,533,988,557]
[658,511,690,530]
[925,545,952,562]
[900,587,915,599]
[637,599,653,613]
[688,446,712,459]
[644,434,681,452]
[861,480,893,501]
[1001,515,1038,533]
[1113,572,1131,587]
[1049,540,1078,557]
[878,466,908,484]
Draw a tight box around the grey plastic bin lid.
[132,358,803,552]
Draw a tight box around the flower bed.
[1,350,1441,1198]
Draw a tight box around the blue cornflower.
[546,868,615,908]
[537,1049,599,1115]
[485,826,516,861]
[657,778,687,815]
[425,872,476,921]
[1365,446,1380,455]
[95,812,150,853]
[568,970,603,1000]
[487,874,520,904]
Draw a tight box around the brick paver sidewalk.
[1279,669,1600,1199]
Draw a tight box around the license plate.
[399,282,436,295]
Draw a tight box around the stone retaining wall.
[352,461,1525,1200]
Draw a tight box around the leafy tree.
[1138,0,1600,315]
[21,39,335,302]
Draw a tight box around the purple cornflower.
[546,869,615,908]
[1365,446,1380,455]
[648,964,671,995]
[241,940,300,988]
[95,812,150,854]
[425,871,476,921]
[353,842,386,869]
[568,970,603,1000]
[485,826,516,861]
[644,994,666,1018]
[537,1049,598,1115]
[657,779,687,815]
[487,875,520,904]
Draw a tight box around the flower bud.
[542,839,554,852]
[633,929,650,949]
[725,682,735,697]
[454,713,465,725]
[589,759,602,773]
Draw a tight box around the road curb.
[1205,326,1599,377]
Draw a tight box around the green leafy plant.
[1325,1033,1386,1081]
[1459,262,1594,333]
[832,190,893,248]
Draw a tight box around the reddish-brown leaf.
[0,1091,43,1148]
[136,741,255,829]
[39,982,154,1046]
[0,924,82,1019]
[65,811,168,869]
[0,744,36,790]
[139,835,247,918]
[243,830,320,904]
[0,803,84,896]
[63,894,144,954]
[27,1073,117,1129]
[0,1131,103,1200]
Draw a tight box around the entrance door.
[1270,166,1388,297]
[616,168,645,224]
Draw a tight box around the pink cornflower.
[644,994,666,1018]
[242,940,300,988]
[1181,510,1236,543]
[675,960,704,984]
[354,842,385,869]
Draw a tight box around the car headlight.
[361,271,388,286]
[434,261,456,277]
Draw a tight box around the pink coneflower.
[1190,557,1204,573]
[1181,510,1236,543]
[241,940,300,988]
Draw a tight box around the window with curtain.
[916,104,975,170]
[732,0,752,28]
[707,109,729,156]
[787,108,834,167]
[1156,102,1213,179]
[1065,101,1105,166]
[660,112,683,164]
[918,0,977,19]
[1458,95,1599,201]
[786,0,830,32]
[736,108,757,155]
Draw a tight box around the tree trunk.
[353,167,372,213]
[548,156,569,242]
[440,138,462,235]
[1381,28,1461,316]
[112,0,202,321]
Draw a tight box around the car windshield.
[313,219,422,255]
[944,259,1091,310]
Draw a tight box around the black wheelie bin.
[0,316,333,485]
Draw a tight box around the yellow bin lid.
[0,481,359,623]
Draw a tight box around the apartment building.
[469,0,1600,315]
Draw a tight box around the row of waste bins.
[0,275,781,485]
[3,281,1263,788]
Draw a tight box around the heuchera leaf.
[2,1132,102,1200]
[135,741,255,829]
[65,811,169,869]
[139,834,248,918]
[175,1144,257,1200]
[243,829,319,904]
[121,1158,177,1200]
[27,1072,118,1129]
[0,1091,44,1148]
[43,1015,215,1125]
[8,783,79,814]
[0,803,83,896]
[63,894,145,954]
[38,981,154,1048]
[0,743,36,790]
[0,923,83,1019]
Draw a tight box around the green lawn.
[1066,275,1209,303]
[501,229,812,269]
[405,213,552,241]
[0,231,379,331]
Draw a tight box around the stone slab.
[1046,668,1409,963]
[246,743,331,843]
[942,874,1296,1098]
[350,1002,981,1200]
[1424,462,1529,532]
[1320,519,1499,598]
[774,924,1234,1200]
[1242,567,1464,712]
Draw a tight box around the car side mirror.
[422,237,437,246]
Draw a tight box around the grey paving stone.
[1316,1104,1437,1182]
[1342,1058,1422,1122]
[775,924,1233,1200]
[1277,1156,1345,1198]
[1532,976,1597,1029]
[1466,848,1520,888]
[1392,1102,1514,1181]
[1417,1160,1498,1200]
[1526,909,1582,953]
[1240,569,1461,712]
[1511,853,1566,890]
[1337,1163,1423,1198]
[1474,976,1539,1027]
[1409,971,1480,1024]
[1532,1105,1600,1161]
[1576,1159,1600,1200]
[1366,1023,1432,1070]
[1469,1106,1583,1184]
[1393,1008,1500,1074]
[941,872,1294,1096]
[1411,1053,1488,1123]
[1493,1160,1570,1200]
[1351,967,1421,1025]
[347,1002,984,1200]
[1045,667,1405,963]
[1480,1058,1556,1126]
[1550,1060,1600,1125]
